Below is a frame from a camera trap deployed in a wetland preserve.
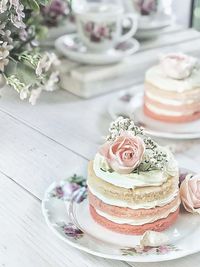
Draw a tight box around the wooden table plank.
[0,87,107,160]
[0,109,88,199]
[0,172,131,267]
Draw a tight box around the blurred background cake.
[87,117,180,235]
[144,53,200,123]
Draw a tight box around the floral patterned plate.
[42,173,200,262]
[108,90,200,139]
[55,33,140,65]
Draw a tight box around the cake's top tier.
[93,117,178,189]
[145,53,200,93]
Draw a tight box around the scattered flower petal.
[140,231,169,248]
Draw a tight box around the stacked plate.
[135,13,174,39]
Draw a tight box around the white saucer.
[135,14,174,39]
[55,33,140,65]
[135,26,171,39]
[138,14,173,30]
[42,172,200,262]
[108,90,200,139]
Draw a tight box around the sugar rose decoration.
[180,173,200,214]
[160,53,198,80]
[99,132,145,174]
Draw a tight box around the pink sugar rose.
[180,174,200,214]
[99,132,145,174]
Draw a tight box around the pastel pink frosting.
[160,53,198,80]
[180,173,200,214]
[99,132,145,174]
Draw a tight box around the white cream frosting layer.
[145,65,200,92]
[94,200,180,225]
[88,184,179,209]
[93,151,178,189]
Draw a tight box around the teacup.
[73,1,138,52]
[124,0,169,28]
[131,0,158,16]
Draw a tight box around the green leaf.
[37,0,50,6]
[21,0,40,11]
[27,0,40,11]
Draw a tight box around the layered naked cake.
[144,53,200,123]
[87,117,180,235]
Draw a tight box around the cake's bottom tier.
[90,205,179,235]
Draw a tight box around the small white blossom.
[0,0,8,13]
[11,13,26,28]
[44,71,59,92]
[0,42,12,71]
[36,52,60,76]
[9,0,19,8]
[0,22,6,34]
[19,86,29,100]
[15,4,25,19]
[19,28,28,41]
[29,87,42,105]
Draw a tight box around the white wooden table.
[1,26,200,267]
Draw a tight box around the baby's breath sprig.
[138,150,168,172]
[107,117,144,141]
[144,137,157,150]
[106,117,168,172]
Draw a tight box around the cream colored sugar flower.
[160,53,198,80]
[140,231,169,247]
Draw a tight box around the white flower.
[0,22,6,34]
[0,0,8,13]
[0,42,12,71]
[0,22,13,44]
[15,4,25,19]
[29,87,42,105]
[4,29,12,42]
[11,13,26,28]
[19,86,29,100]
[36,52,60,76]
[160,53,198,80]
[9,0,19,7]
[19,28,28,41]
[44,71,59,92]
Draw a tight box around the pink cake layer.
[144,104,200,123]
[88,190,180,219]
[144,95,200,112]
[90,205,179,235]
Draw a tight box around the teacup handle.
[119,14,138,43]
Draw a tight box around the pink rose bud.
[99,132,145,174]
[180,173,200,214]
